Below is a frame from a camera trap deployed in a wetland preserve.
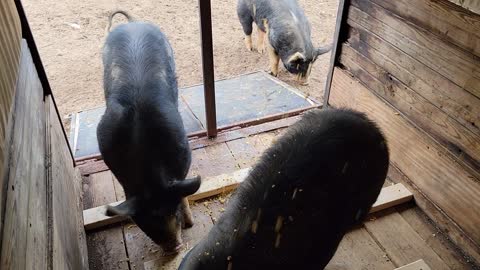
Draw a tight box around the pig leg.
[181,198,194,228]
[263,19,279,76]
[237,1,254,51]
[257,28,266,54]
[265,33,279,76]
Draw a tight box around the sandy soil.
[23,0,339,127]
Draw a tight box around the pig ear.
[315,44,332,56]
[170,176,201,197]
[287,52,306,64]
[106,197,138,217]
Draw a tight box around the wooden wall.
[330,0,480,264]
[0,0,22,237]
[0,1,88,269]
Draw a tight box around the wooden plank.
[83,170,129,269]
[48,95,89,269]
[330,68,480,258]
[388,164,480,265]
[399,206,475,269]
[82,171,117,210]
[340,43,480,171]
[86,227,130,270]
[131,203,214,270]
[0,40,47,269]
[188,167,250,201]
[83,167,412,230]
[346,25,480,136]
[447,0,480,15]
[326,227,396,270]
[348,1,480,99]
[76,117,295,176]
[226,132,277,169]
[365,211,448,269]
[188,142,239,179]
[0,0,22,246]
[371,0,480,57]
[394,259,431,270]
[370,183,413,214]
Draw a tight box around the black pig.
[178,108,389,269]
[97,10,201,254]
[237,0,332,84]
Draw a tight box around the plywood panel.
[330,68,480,252]
[0,40,47,270]
[349,1,480,99]
[371,0,480,57]
[339,44,480,171]
[345,25,480,136]
[0,0,22,240]
[48,95,88,270]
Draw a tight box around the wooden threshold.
[83,166,413,231]
[76,114,302,176]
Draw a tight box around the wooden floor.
[81,119,474,270]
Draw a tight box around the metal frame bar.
[14,0,75,164]
[323,0,349,107]
[198,0,218,138]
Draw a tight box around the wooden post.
[198,0,217,137]
[323,0,348,107]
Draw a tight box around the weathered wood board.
[0,40,47,270]
[349,1,480,99]
[339,44,480,171]
[47,95,88,270]
[330,67,480,261]
[83,164,412,231]
[0,0,22,245]
[394,259,431,270]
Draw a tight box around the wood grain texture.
[0,40,47,270]
[447,0,480,15]
[83,171,129,270]
[0,0,22,243]
[47,95,88,270]
[366,211,448,269]
[345,25,480,136]
[83,169,412,231]
[394,259,431,270]
[349,1,480,99]
[330,68,480,259]
[82,171,117,210]
[370,184,413,214]
[371,0,480,57]
[339,44,480,172]
[326,227,396,270]
[387,164,480,265]
[399,206,475,269]
[188,142,238,179]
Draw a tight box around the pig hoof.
[257,47,266,54]
[269,71,278,77]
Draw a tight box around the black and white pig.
[97,11,201,253]
[178,108,389,269]
[237,0,332,84]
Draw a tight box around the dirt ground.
[23,0,339,127]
